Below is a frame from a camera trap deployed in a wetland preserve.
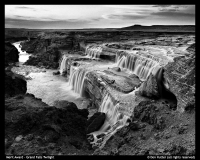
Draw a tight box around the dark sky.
[5,5,195,29]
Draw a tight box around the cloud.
[151,11,195,18]
[159,8,178,12]
[14,15,33,19]
[5,17,92,29]
[15,6,36,11]
[10,14,82,22]
[90,17,103,21]
[152,5,173,7]
[102,14,147,20]
[5,5,195,29]
[152,5,190,12]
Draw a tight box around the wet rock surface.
[102,70,142,93]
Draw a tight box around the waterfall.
[68,66,87,97]
[116,52,161,81]
[88,93,130,149]
[85,45,102,59]
[59,55,68,74]
[12,41,30,63]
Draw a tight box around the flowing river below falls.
[12,41,90,110]
[12,65,90,109]
[28,70,90,108]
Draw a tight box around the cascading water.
[116,52,162,81]
[68,66,88,97]
[12,41,31,63]
[59,55,68,75]
[85,45,103,59]
[87,93,132,149]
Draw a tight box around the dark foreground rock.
[5,95,93,155]
[5,41,19,67]
[53,71,60,75]
[86,112,106,134]
[5,70,27,97]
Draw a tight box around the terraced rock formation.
[5,28,195,155]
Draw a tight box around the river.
[12,41,90,109]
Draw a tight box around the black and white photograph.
[5,4,195,156]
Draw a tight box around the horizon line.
[5,24,195,30]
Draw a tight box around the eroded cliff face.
[163,43,195,112]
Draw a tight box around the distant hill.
[5,24,195,33]
[119,25,195,32]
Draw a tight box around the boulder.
[53,71,60,75]
[54,100,77,109]
[139,73,160,98]
[61,70,68,76]
[54,100,89,118]
[5,41,19,66]
[5,71,27,97]
[110,67,121,72]
[86,112,106,134]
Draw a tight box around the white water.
[59,54,68,74]
[87,89,139,149]
[68,66,88,97]
[85,45,103,59]
[26,69,89,108]
[116,52,162,81]
[12,41,31,63]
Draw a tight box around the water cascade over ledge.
[116,51,162,81]
[60,44,174,150]
[85,45,103,59]
[87,91,136,149]
[59,55,68,75]
[68,66,88,97]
